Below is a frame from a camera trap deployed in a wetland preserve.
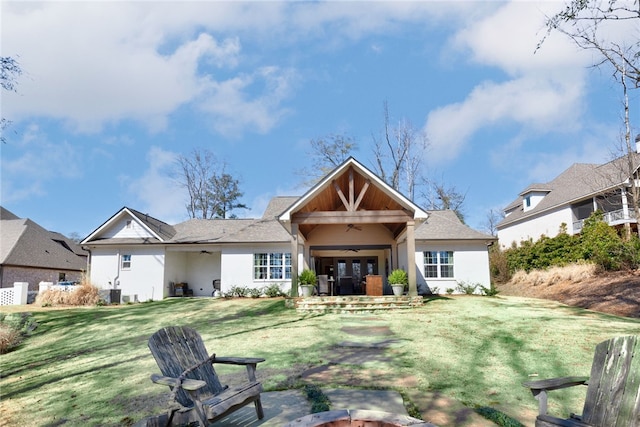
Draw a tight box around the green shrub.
[580,213,635,270]
[503,211,640,273]
[480,283,500,296]
[456,281,478,295]
[445,288,454,295]
[224,285,250,298]
[248,287,263,298]
[264,283,285,298]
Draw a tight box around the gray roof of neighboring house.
[499,153,640,228]
[0,207,87,271]
[415,210,495,241]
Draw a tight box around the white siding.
[498,206,574,249]
[102,217,156,239]
[415,241,491,294]
[221,244,293,293]
[89,246,166,301]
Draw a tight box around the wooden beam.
[333,180,350,211]
[353,180,370,211]
[348,169,354,211]
[292,210,412,224]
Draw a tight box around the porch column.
[406,221,417,296]
[621,188,632,238]
[290,223,299,297]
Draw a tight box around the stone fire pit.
[283,409,438,427]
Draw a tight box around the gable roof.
[82,207,177,244]
[278,157,429,239]
[499,153,640,228]
[1,212,87,271]
[416,210,495,241]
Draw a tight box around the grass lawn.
[1,295,638,426]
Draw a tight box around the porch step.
[293,295,423,314]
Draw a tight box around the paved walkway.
[213,316,500,426]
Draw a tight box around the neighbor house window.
[423,251,454,278]
[254,253,291,280]
[121,254,132,270]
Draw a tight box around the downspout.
[81,246,92,282]
[113,249,120,290]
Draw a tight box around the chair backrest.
[148,326,225,407]
[581,335,640,426]
[318,275,329,294]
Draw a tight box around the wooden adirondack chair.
[147,326,265,426]
[522,335,640,427]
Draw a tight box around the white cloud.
[126,147,186,223]
[424,1,593,163]
[1,2,289,135]
[0,124,82,203]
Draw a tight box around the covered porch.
[278,158,429,297]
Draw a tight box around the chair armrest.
[213,357,265,383]
[213,356,265,365]
[522,376,589,416]
[523,376,589,391]
[150,374,207,391]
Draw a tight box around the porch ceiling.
[291,166,412,239]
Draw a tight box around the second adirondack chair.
[522,335,640,427]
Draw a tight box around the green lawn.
[1,296,638,426]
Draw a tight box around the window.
[121,254,132,270]
[423,251,454,278]
[525,196,531,208]
[254,253,291,280]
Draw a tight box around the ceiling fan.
[345,224,362,232]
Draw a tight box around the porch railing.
[573,208,637,233]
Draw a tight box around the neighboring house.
[82,158,495,301]
[497,152,640,248]
[0,207,87,289]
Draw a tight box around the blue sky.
[1,1,635,238]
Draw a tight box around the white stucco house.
[82,158,495,301]
[497,152,640,248]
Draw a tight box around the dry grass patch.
[0,323,22,354]
[510,263,597,288]
[35,279,101,307]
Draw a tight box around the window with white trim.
[423,251,454,278]
[254,253,291,280]
[121,254,132,270]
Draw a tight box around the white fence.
[0,282,29,306]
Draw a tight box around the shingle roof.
[416,210,495,241]
[0,215,87,271]
[499,154,640,228]
[86,197,492,246]
[127,208,177,240]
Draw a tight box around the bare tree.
[300,133,357,186]
[1,56,23,144]
[484,208,505,236]
[371,101,429,200]
[175,149,246,220]
[421,178,467,223]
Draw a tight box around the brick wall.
[1,266,84,291]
